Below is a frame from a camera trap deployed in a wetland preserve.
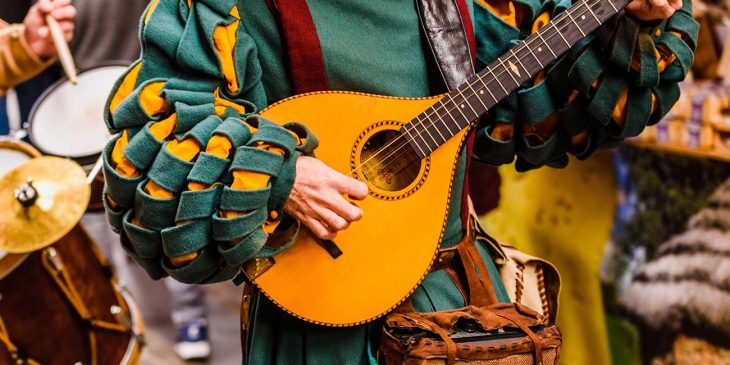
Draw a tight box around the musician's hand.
[23,0,76,59]
[285,156,369,240]
[626,0,682,21]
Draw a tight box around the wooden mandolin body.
[255,91,470,326]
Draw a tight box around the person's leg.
[164,279,211,360]
[164,279,208,325]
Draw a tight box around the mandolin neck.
[402,0,631,158]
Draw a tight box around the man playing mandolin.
[102,0,691,363]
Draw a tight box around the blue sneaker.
[173,320,211,361]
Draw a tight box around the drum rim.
[0,137,42,158]
[26,61,131,165]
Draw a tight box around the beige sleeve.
[0,20,52,96]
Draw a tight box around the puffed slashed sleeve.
[103,0,317,284]
[472,0,698,172]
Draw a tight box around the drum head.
[0,138,38,277]
[28,65,127,164]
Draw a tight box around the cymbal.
[0,157,90,253]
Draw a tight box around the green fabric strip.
[516,132,568,172]
[215,117,252,148]
[163,248,221,284]
[123,122,163,170]
[183,115,221,147]
[248,125,298,156]
[622,86,653,137]
[212,208,268,242]
[666,11,699,49]
[219,186,271,212]
[103,138,145,208]
[230,146,284,176]
[258,218,300,257]
[187,152,230,185]
[175,102,218,135]
[637,32,660,87]
[134,181,179,230]
[218,228,268,266]
[558,96,594,136]
[161,219,211,257]
[652,82,681,121]
[660,62,688,83]
[121,231,165,280]
[102,191,125,233]
[588,73,626,126]
[472,126,516,165]
[610,16,639,73]
[656,32,694,77]
[282,122,319,154]
[267,150,299,218]
[568,46,605,96]
[202,264,242,284]
[164,88,216,106]
[147,143,195,193]
[517,81,555,126]
[123,210,163,258]
[104,59,142,133]
[111,79,167,131]
[175,185,223,221]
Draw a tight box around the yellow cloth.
[482,153,617,365]
[0,20,52,96]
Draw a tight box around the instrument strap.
[267,0,329,94]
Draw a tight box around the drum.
[0,138,40,279]
[0,225,143,365]
[27,65,128,212]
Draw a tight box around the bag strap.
[455,221,498,307]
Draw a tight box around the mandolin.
[247,0,631,326]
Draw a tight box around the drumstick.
[45,14,78,85]
[86,155,103,185]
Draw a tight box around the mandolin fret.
[403,0,631,158]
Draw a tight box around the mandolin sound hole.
[359,129,424,193]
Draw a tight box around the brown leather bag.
[378,224,562,365]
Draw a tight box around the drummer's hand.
[23,0,76,59]
[284,156,368,240]
[626,0,682,21]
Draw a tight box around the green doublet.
[104,0,697,363]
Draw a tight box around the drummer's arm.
[0,19,51,95]
[0,1,75,95]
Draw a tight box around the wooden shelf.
[627,140,730,163]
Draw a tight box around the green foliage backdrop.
[618,145,730,257]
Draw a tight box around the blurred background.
[2,0,730,364]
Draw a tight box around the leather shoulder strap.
[416,0,476,90]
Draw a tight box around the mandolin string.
[355,0,608,178]
[357,0,607,178]
[354,0,605,178]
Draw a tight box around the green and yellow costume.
[102,0,696,363]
